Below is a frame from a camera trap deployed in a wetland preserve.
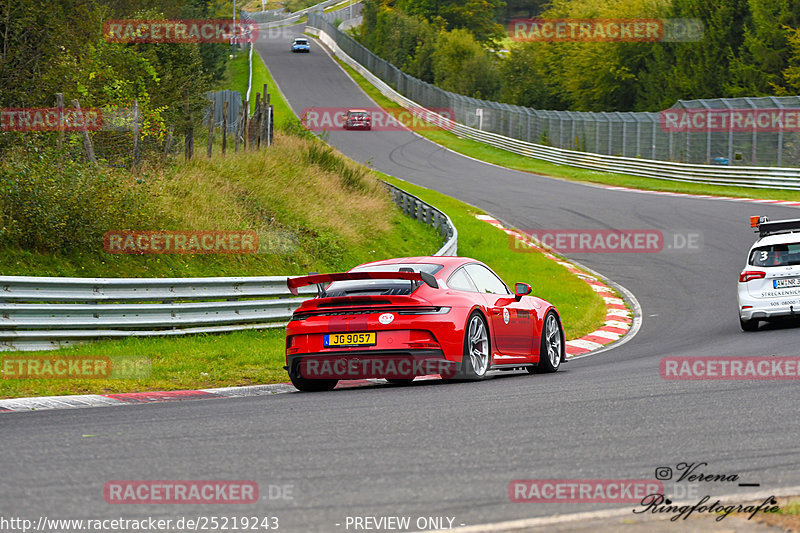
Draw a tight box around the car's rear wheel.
[740,317,759,331]
[288,364,338,392]
[529,311,563,374]
[459,312,490,379]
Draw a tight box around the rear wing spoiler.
[287,271,439,296]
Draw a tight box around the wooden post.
[254,93,262,149]
[235,104,243,153]
[259,93,267,148]
[132,99,140,167]
[71,99,96,164]
[207,100,215,158]
[184,89,194,160]
[222,100,228,155]
[242,99,249,151]
[55,93,64,160]
[163,125,174,162]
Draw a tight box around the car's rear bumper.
[738,291,800,320]
[285,349,456,380]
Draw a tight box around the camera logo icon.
[655,467,673,480]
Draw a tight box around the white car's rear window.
[749,242,800,267]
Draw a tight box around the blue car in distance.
[291,37,310,53]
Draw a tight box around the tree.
[727,0,800,96]
[433,29,501,99]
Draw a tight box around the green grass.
[778,500,800,515]
[331,52,800,202]
[0,330,287,398]
[217,49,294,127]
[324,0,352,13]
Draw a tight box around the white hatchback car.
[738,216,800,331]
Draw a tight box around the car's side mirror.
[514,282,531,301]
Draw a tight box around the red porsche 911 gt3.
[285,256,565,392]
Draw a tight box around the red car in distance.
[285,256,565,392]
[343,109,371,130]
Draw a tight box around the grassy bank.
[216,49,295,126]
[0,134,442,278]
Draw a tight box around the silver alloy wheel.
[545,314,562,368]
[468,315,489,376]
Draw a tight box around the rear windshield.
[749,242,800,267]
[294,39,308,44]
[324,263,443,297]
[348,112,367,117]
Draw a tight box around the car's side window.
[447,267,478,292]
[464,264,510,295]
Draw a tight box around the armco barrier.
[0,182,456,351]
[242,0,342,26]
[307,13,800,190]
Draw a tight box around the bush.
[0,147,164,254]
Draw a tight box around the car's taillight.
[739,270,766,282]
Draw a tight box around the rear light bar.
[739,270,766,283]
[750,215,800,237]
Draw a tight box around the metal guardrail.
[243,0,342,27]
[384,181,457,257]
[0,184,457,351]
[307,14,800,190]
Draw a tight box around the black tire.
[386,378,415,386]
[458,312,491,380]
[529,311,564,374]
[288,364,338,392]
[740,317,759,331]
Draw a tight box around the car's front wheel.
[288,364,338,392]
[740,317,759,331]
[529,311,564,374]
[459,312,490,379]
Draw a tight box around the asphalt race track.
[2,22,800,533]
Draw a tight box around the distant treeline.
[0,0,231,152]
[357,0,800,111]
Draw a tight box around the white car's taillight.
[739,270,766,282]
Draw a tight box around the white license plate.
[773,278,800,289]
